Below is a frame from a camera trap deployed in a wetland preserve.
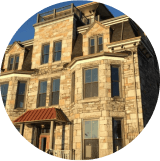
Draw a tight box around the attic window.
[8,55,19,70]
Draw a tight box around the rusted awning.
[13,108,69,124]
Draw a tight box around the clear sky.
[9,1,124,45]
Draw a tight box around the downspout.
[131,49,140,134]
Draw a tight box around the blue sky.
[9,1,124,45]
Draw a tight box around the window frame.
[38,80,47,107]
[111,65,121,98]
[0,82,9,107]
[41,43,50,65]
[51,78,60,105]
[97,36,103,53]
[53,40,62,62]
[8,54,20,71]
[83,67,99,99]
[112,118,124,152]
[71,72,75,103]
[15,81,27,109]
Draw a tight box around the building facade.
[0,2,159,160]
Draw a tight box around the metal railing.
[47,149,75,160]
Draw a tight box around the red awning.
[13,108,68,123]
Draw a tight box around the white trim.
[71,56,124,69]
[0,74,31,80]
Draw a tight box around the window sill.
[111,97,124,102]
[13,108,26,112]
[81,97,100,103]
[52,60,61,65]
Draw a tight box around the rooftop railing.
[37,3,88,25]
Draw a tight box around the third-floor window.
[8,55,19,70]
[53,41,62,62]
[41,44,49,64]
[39,81,47,107]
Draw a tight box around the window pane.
[52,91,59,105]
[92,68,98,82]
[39,93,46,106]
[85,121,91,139]
[15,63,18,70]
[92,120,98,138]
[92,82,98,97]
[112,82,119,97]
[90,39,94,46]
[85,83,92,98]
[98,45,103,52]
[98,37,102,45]
[54,51,61,61]
[15,56,19,63]
[10,57,14,64]
[2,96,7,106]
[18,82,26,95]
[111,67,119,81]
[85,69,91,83]
[17,95,24,108]
[113,120,122,139]
[55,42,62,52]
[9,64,13,70]
[43,45,49,55]
[90,46,95,54]
[114,139,123,152]
[42,54,49,64]
[1,84,8,96]
[52,79,60,92]
[40,81,47,93]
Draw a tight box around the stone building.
[0,2,159,160]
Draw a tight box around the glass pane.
[92,82,98,97]
[1,84,8,95]
[43,45,50,55]
[39,93,46,106]
[113,120,122,139]
[85,69,91,83]
[55,42,62,52]
[42,54,49,64]
[54,52,61,61]
[10,57,14,64]
[92,68,98,82]
[98,37,102,45]
[52,91,59,105]
[15,63,18,70]
[2,96,7,106]
[85,121,91,139]
[98,45,103,52]
[16,95,24,108]
[112,82,119,97]
[111,66,119,81]
[18,82,26,95]
[85,83,91,98]
[15,56,19,63]
[91,39,94,46]
[40,81,47,93]
[114,139,122,152]
[92,120,98,138]
[52,79,60,92]
[90,46,95,54]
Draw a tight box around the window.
[15,82,26,108]
[84,68,98,98]
[53,41,61,62]
[111,66,120,97]
[8,55,19,70]
[41,128,50,133]
[89,36,103,54]
[71,72,75,103]
[1,83,9,107]
[84,120,99,159]
[41,44,49,64]
[112,118,123,152]
[15,126,20,132]
[39,81,47,107]
[51,79,60,105]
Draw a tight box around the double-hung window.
[1,83,9,107]
[111,66,120,97]
[41,44,49,64]
[39,81,47,107]
[15,81,26,108]
[112,118,123,152]
[51,78,60,105]
[71,72,75,103]
[8,55,19,70]
[53,41,61,62]
[89,36,103,54]
[84,68,98,98]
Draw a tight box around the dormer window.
[8,55,19,70]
